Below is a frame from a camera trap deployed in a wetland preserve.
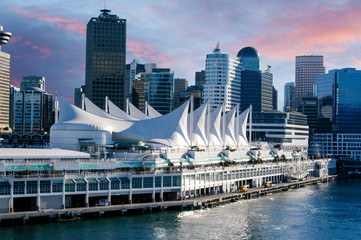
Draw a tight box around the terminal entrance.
[14,197,37,212]
[111,194,129,205]
[65,195,86,208]
[132,193,153,203]
[89,196,108,207]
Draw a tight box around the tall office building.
[284,82,295,111]
[174,78,188,108]
[204,43,242,111]
[132,68,174,114]
[238,47,273,112]
[20,75,45,91]
[10,87,53,134]
[125,60,156,100]
[295,55,325,109]
[85,9,126,110]
[195,70,206,86]
[74,85,86,108]
[0,26,11,132]
[272,87,278,111]
[312,68,361,160]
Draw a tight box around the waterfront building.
[204,43,242,111]
[238,47,273,112]
[20,75,45,91]
[174,78,188,108]
[295,55,325,109]
[195,70,206,86]
[283,82,295,112]
[312,68,361,160]
[0,25,12,132]
[272,87,278,111]
[249,111,309,150]
[85,9,127,110]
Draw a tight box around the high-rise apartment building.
[85,9,126,110]
[295,55,325,109]
[238,47,273,112]
[195,70,206,86]
[284,82,295,111]
[204,43,242,111]
[20,75,45,91]
[0,26,11,132]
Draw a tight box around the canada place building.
[85,9,127,110]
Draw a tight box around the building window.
[132,178,142,189]
[52,183,63,193]
[110,178,120,190]
[89,183,98,191]
[172,176,181,187]
[0,182,10,195]
[14,182,25,195]
[163,176,171,187]
[120,178,130,189]
[155,176,161,188]
[40,180,51,193]
[26,181,38,194]
[77,184,86,192]
[143,177,153,188]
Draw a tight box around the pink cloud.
[9,6,85,35]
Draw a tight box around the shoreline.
[0,175,337,226]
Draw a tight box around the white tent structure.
[127,99,150,120]
[50,94,250,150]
[146,102,162,118]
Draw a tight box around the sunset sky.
[1,0,361,108]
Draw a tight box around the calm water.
[1,178,361,240]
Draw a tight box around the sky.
[1,0,361,109]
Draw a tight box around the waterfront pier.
[0,175,336,226]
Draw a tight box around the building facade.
[195,70,206,86]
[204,43,242,111]
[174,78,188,108]
[0,26,12,132]
[272,87,278,111]
[284,82,295,112]
[295,55,325,109]
[85,9,126,110]
[20,75,45,91]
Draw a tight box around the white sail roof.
[147,103,162,118]
[208,104,223,147]
[191,102,208,147]
[107,98,138,121]
[128,101,150,120]
[115,100,190,146]
[224,107,237,147]
[238,108,250,146]
[84,97,122,121]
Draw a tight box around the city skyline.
[1,0,361,108]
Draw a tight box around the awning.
[65,179,75,184]
[119,177,129,182]
[87,178,98,183]
[109,178,120,182]
[97,178,109,183]
[74,179,86,184]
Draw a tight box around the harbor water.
[1,178,360,240]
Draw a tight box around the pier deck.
[0,175,336,225]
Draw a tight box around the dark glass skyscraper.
[85,9,126,110]
[295,55,325,110]
[238,47,273,112]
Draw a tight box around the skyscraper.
[238,47,273,112]
[295,55,325,109]
[20,75,45,91]
[85,9,126,110]
[174,78,188,108]
[272,86,278,111]
[195,70,206,86]
[0,25,12,132]
[204,43,242,111]
[284,82,295,111]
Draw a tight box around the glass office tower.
[85,9,126,110]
